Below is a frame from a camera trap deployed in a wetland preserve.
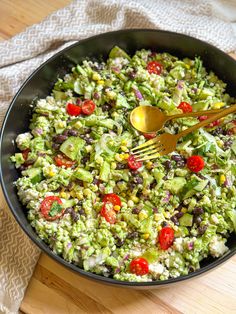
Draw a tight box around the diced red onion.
[34,128,43,135]
[163,191,171,203]
[224,176,232,187]
[67,243,72,249]
[111,66,120,73]
[187,242,194,250]
[93,92,100,100]
[177,80,184,90]
[134,89,143,100]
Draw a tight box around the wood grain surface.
[0,1,236,313]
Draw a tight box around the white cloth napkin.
[0,0,235,313]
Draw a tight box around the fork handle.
[176,103,236,139]
[165,108,224,121]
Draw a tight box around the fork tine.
[131,137,160,152]
[137,147,167,161]
[132,144,157,156]
[135,147,162,159]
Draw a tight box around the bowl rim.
[1,28,236,287]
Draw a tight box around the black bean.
[71,210,79,222]
[211,127,223,136]
[65,207,73,214]
[153,207,158,213]
[176,160,186,168]
[19,165,27,171]
[81,155,90,164]
[133,176,143,185]
[62,129,70,136]
[53,134,68,144]
[224,138,233,150]
[175,211,184,219]
[128,71,136,79]
[75,179,84,186]
[175,204,183,212]
[68,129,79,137]
[52,143,61,150]
[171,215,179,225]
[162,221,168,227]
[93,178,100,185]
[150,181,157,189]
[193,207,204,215]
[102,103,112,112]
[198,225,207,235]
[189,266,195,272]
[194,216,202,226]
[78,208,85,216]
[164,160,172,171]
[127,231,138,239]
[116,162,127,170]
[84,136,93,144]
[171,155,183,162]
[77,200,83,206]
[132,208,140,214]
[116,238,124,247]
[128,182,136,190]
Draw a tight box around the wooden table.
[1,1,236,313]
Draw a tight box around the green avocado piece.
[99,161,111,182]
[24,167,43,184]
[109,46,131,60]
[60,136,85,161]
[73,168,93,183]
[116,94,131,109]
[165,177,187,194]
[194,179,209,192]
[175,226,189,237]
[142,248,159,263]
[179,213,193,227]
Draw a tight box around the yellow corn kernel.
[83,188,91,197]
[111,162,116,170]
[121,192,126,198]
[138,211,148,221]
[114,205,121,212]
[70,191,76,198]
[217,140,224,148]
[48,171,55,177]
[122,153,129,160]
[115,153,123,162]
[157,225,162,231]
[142,233,150,240]
[164,212,170,219]
[212,102,225,109]
[60,191,70,199]
[181,207,187,213]
[154,213,160,221]
[73,121,82,129]
[121,139,128,146]
[146,161,153,169]
[92,72,101,81]
[76,191,83,200]
[219,174,226,185]
[97,80,104,85]
[121,146,129,152]
[130,195,139,203]
[185,64,190,69]
[58,121,65,128]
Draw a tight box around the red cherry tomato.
[82,100,96,115]
[177,102,192,113]
[130,258,149,276]
[66,103,82,116]
[40,196,64,221]
[100,202,116,224]
[143,132,156,139]
[147,61,163,75]
[22,148,30,160]
[158,227,175,250]
[127,155,143,170]
[187,155,204,172]
[198,115,208,122]
[198,116,221,128]
[103,193,121,207]
[54,154,76,168]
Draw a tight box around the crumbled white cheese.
[149,263,164,276]
[172,238,184,253]
[209,237,228,258]
[15,132,32,150]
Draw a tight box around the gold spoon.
[130,106,224,133]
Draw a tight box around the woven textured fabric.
[0,0,235,313]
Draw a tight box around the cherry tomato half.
[198,116,221,128]
[158,227,175,250]
[40,196,64,221]
[127,155,143,170]
[67,103,82,116]
[100,202,116,224]
[143,132,156,139]
[54,154,76,168]
[103,193,121,207]
[82,100,96,115]
[187,155,204,173]
[177,102,192,113]
[147,61,163,75]
[130,257,149,276]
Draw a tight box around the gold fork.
[131,104,236,161]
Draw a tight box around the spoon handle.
[165,108,224,121]
[176,103,236,139]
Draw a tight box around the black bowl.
[1,29,236,288]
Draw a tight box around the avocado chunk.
[73,168,93,183]
[165,177,187,194]
[60,136,85,161]
[109,46,131,60]
[24,167,43,184]
[99,161,111,182]
[116,94,131,109]
[142,248,159,263]
[179,213,193,227]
